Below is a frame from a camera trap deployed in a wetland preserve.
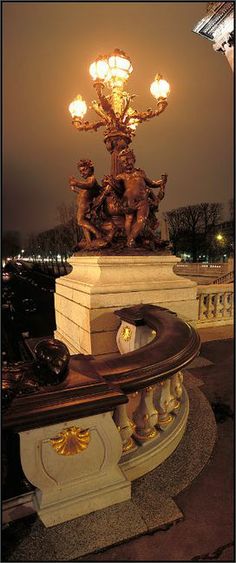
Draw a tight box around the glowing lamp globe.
[108,49,133,86]
[69,95,87,119]
[89,56,110,82]
[150,75,170,100]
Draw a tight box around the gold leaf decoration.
[121,326,132,342]
[50,426,90,456]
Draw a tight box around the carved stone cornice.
[193,2,234,41]
[193,2,234,68]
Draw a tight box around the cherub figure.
[92,175,125,244]
[69,159,102,246]
[115,148,168,247]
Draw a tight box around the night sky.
[3,2,233,241]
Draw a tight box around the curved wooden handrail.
[70,305,201,392]
[3,305,200,431]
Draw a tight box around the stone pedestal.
[54,255,198,356]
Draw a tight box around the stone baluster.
[222,291,228,318]
[207,293,216,319]
[133,386,159,443]
[218,293,224,315]
[198,293,206,320]
[214,292,221,319]
[206,294,211,320]
[226,292,232,317]
[155,378,179,430]
[223,292,228,316]
[170,371,183,409]
[219,293,224,318]
[213,294,218,319]
[113,404,136,454]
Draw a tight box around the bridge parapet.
[3,305,200,527]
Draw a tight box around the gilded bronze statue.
[69,150,169,252]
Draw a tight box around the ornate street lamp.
[69,48,170,174]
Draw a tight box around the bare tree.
[25,233,39,260]
[26,203,80,262]
[198,202,222,235]
[2,231,21,259]
[164,205,202,259]
[57,202,80,250]
[166,202,223,261]
[228,198,234,222]
[163,209,185,255]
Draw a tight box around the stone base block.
[19,412,130,527]
[35,474,130,528]
[54,255,198,356]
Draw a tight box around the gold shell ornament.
[50,426,91,456]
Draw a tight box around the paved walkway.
[197,324,233,343]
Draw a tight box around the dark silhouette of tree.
[229,198,233,222]
[165,202,222,261]
[198,202,223,258]
[2,231,21,259]
[25,203,81,261]
[57,202,81,253]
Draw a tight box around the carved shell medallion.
[50,426,90,456]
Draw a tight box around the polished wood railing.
[3,305,200,432]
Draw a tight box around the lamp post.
[69,48,170,175]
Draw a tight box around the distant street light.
[69,48,170,175]
[215,232,226,262]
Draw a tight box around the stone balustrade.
[196,284,234,326]
[213,270,234,284]
[174,262,229,278]
[112,305,196,479]
[113,370,185,468]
